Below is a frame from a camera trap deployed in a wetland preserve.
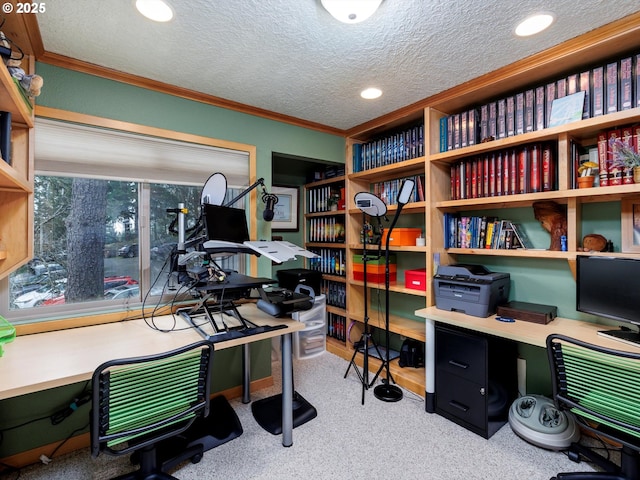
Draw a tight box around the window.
[1,116,254,327]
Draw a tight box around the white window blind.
[34,118,249,186]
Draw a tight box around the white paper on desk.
[243,240,319,264]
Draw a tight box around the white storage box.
[292,294,326,359]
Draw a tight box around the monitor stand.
[597,327,640,348]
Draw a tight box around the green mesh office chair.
[547,334,640,480]
[91,340,214,480]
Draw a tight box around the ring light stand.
[343,192,387,405]
[374,178,415,403]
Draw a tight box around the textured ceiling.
[36,0,639,131]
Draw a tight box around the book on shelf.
[510,222,534,249]
[494,152,502,196]
[480,104,489,141]
[508,149,518,195]
[556,77,567,98]
[416,174,425,202]
[460,110,468,148]
[567,74,578,95]
[542,143,555,192]
[447,115,454,151]
[535,86,546,130]
[497,99,507,139]
[592,65,605,117]
[517,147,530,194]
[530,144,541,193]
[636,54,640,108]
[439,116,448,153]
[605,61,618,114]
[515,92,525,135]
[468,109,478,146]
[524,89,534,133]
[488,101,497,139]
[0,111,11,165]
[579,70,591,119]
[620,57,633,110]
[545,82,556,127]
[453,113,461,149]
[506,96,515,137]
[597,132,609,186]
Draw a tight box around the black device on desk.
[177,272,286,343]
[434,264,510,318]
[577,255,640,347]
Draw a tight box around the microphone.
[262,190,279,221]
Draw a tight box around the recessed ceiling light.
[361,88,382,99]
[135,0,174,22]
[515,13,554,37]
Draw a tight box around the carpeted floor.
[2,351,601,480]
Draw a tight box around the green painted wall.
[0,63,345,460]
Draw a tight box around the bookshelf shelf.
[0,64,34,128]
[347,311,426,343]
[349,279,428,297]
[350,156,425,181]
[305,209,346,218]
[437,184,640,210]
[446,248,574,259]
[0,52,35,279]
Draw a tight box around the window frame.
[1,107,259,335]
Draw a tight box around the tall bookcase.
[0,55,34,279]
[343,124,429,396]
[303,175,348,348]
[334,13,640,399]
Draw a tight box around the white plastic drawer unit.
[292,295,326,359]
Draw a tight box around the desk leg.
[281,332,293,447]
[425,319,436,413]
[242,343,251,404]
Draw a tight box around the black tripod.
[344,193,387,405]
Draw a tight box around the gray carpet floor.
[4,351,600,479]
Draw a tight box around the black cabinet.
[435,324,517,439]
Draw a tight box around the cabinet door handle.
[448,359,469,369]
[449,400,469,412]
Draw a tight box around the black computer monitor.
[577,255,640,346]
[203,204,250,244]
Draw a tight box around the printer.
[434,264,510,318]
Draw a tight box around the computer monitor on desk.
[201,203,258,257]
[204,203,250,244]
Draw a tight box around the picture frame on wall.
[272,186,299,231]
[621,198,640,253]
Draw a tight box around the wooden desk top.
[415,305,640,353]
[0,304,303,400]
